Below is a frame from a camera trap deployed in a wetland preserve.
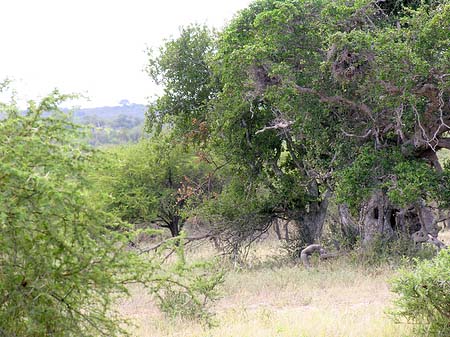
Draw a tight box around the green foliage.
[335,147,397,210]
[200,176,273,222]
[439,166,450,208]
[95,134,214,236]
[0,90,223,336]
[196,175,276,256]
[154,243,224,325]
[335,146,442,211]
[387,160,440,207]
[146,24,218,139]
[390,249,450,336]
[352,234,437,267]
[0,92,136,336]
[146,0,450,249]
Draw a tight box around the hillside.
[72,103,146,122]
[71,103,147,146]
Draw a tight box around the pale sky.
[0,0,253,108]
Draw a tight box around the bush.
[0,92,140,336]
[342,233,437,268]
[0,90,223,336]
[390,249,450,336]
[153,251,224,326]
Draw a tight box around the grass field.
[115,230,450,337]
[114,150,450,337]
[117,229,450,337]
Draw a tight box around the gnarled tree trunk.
[296,189,331,245]
[359,190,441,247]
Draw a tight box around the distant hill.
[71,103,146,122]
[69,103,147,146]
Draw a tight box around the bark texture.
[360,190,441,246]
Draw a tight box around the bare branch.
[138,233,213,254]
[255,120,293,134]
[427,234,448,250]
[341,128,372,138]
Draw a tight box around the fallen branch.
[300,244,347,268]
[300,244,325,269]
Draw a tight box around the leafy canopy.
[95,134,216,236]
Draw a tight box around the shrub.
[153,252,224,326]
[390,249,450,336]
[0,90,223,336]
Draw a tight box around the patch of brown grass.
[439,228,450,246]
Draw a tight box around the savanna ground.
[118,229,450,337]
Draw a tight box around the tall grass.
[117,237,421,337]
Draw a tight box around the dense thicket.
[0,91,138,336]
[391,249,450,336]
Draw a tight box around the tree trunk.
[337,204,360,247]
[297,189,331,245]
[273,219,282,240]
[168,215,181,237]
[284,221,290,241]
[360,190,441,246]
[361,191,394,245]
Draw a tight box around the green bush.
[390,249,450,336]
[0,89,224,336]
[356,234,437,267]
[154,254,224,326]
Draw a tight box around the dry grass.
[439,227,450,246]
[117,240,415,337]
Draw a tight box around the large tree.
[147,0,450,250]
[211,0,450,246]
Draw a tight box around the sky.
[0,0,253,108]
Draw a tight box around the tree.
[323,0,450,245]
[209,0,334,247]
[210,0,450,247]
[146,0,450,251]
[145,24,218,142]
[98,135,215,237]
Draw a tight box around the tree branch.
[293,84,374,121]
[255,120,293,134]
[438,138,450,150]
[138,233,214,254]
